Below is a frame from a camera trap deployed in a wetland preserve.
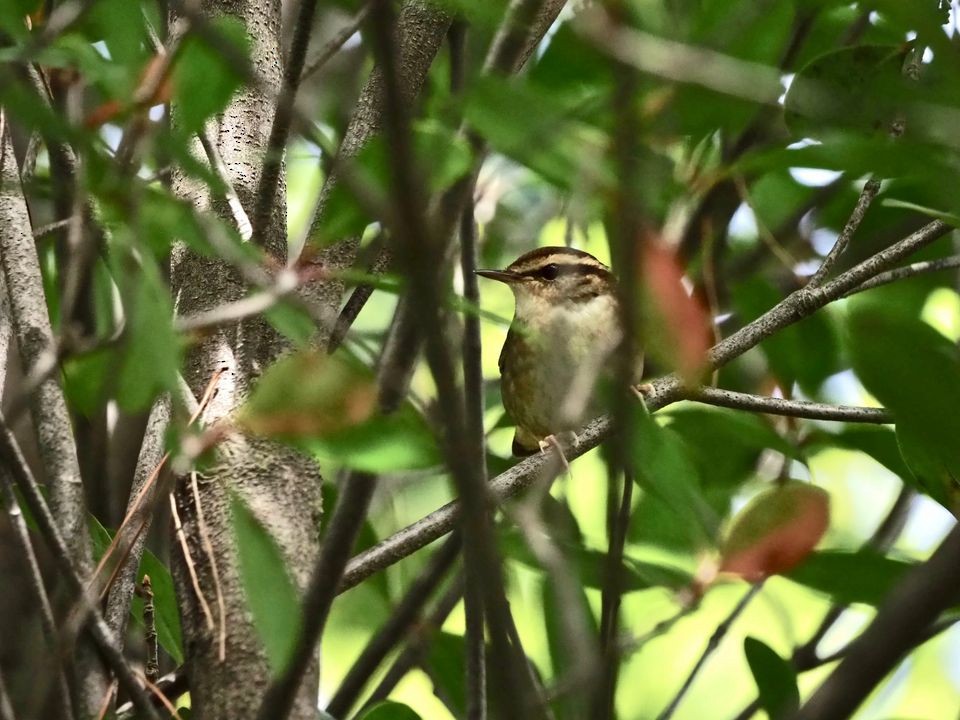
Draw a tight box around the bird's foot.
[632,383,654,399]
[538,431,578,471]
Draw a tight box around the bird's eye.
[540,263,560,280]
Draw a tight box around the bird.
[476,246,641,457]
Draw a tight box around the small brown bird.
[477,246,640,457]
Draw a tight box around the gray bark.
[0,111,100,716]
[0,119,90,570]
[170,0,324,717]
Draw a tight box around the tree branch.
[657,583,764,720]
[0,413,160,720]
[807,178,881,287]
[251,0,323,247]
[324,535,462,718]
[794,521,960,720]
[684,387,892,424]
[845,254,960,296]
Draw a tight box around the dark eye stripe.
[517,264,610,280]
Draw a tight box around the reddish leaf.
[720,481,830,582]
[642,240,711,384]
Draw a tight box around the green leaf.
[240,351,439,471]
[230,493,301,676]
[114,255,181,412]
[311,121,472,247]
[357,701,423,720]
[787,549,915,606]
[88,517,184,664]
[666,406,794,489]
[134,551,185,666]
[809,426,912,481]
[744,637,800,720]
[846,295,960,510]
[464,75,611,190]
[264,303,315,348]
[423,632,468,717]
[630,407,719,548]
[0,0,40,40]
[732,277,840,394]
[82,0,147,70]
[785,45,910,140]
[172,17,248,134]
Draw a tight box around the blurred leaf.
[733,277,840,394]
[240,351,439,471]
[264,303,315,348]
[787,550,914,605]
[172,18,248,134]
[542,575,598,720]
[231,493,301,676]
[423,632,468,716]
[631,407,719,549]
[744,637,800,720]
[62,347,113,417]
[502,529,692,592]
[720,481,830,581]
[82,0,147,70]
[312,121,472,247]
[846,294,960,510]
[114,255,180,412]
[0,0,39,39]
[642,241,711,383]
[357,702,423,720]
[464,75,610,190]
[785,45,910,140]
[240,351,377,437]
[667,406,794,489]
[808,426,911,481]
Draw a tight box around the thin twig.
[325,535,462,718]
[170,493,216,634]
[190,471,227,661]
[794,523,960,720]
[845,254,960,296]
[657,583,764,720]
[369,0,546,714]
[732,486,915,720]
[357,577,465,715]
[301,4,372,80]
[139,577,160,683]
[251,0,323,248]
[685,387,892,424]
[253,472,377,720]
[451,18,489,720]
[807,178,881,287]
[0,414,161,720]
[0,450,76,720]
[197,128,253,241]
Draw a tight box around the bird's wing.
[498,323,519,375]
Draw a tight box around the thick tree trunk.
[169,1,324,717]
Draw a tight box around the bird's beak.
[475,269,519,284]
